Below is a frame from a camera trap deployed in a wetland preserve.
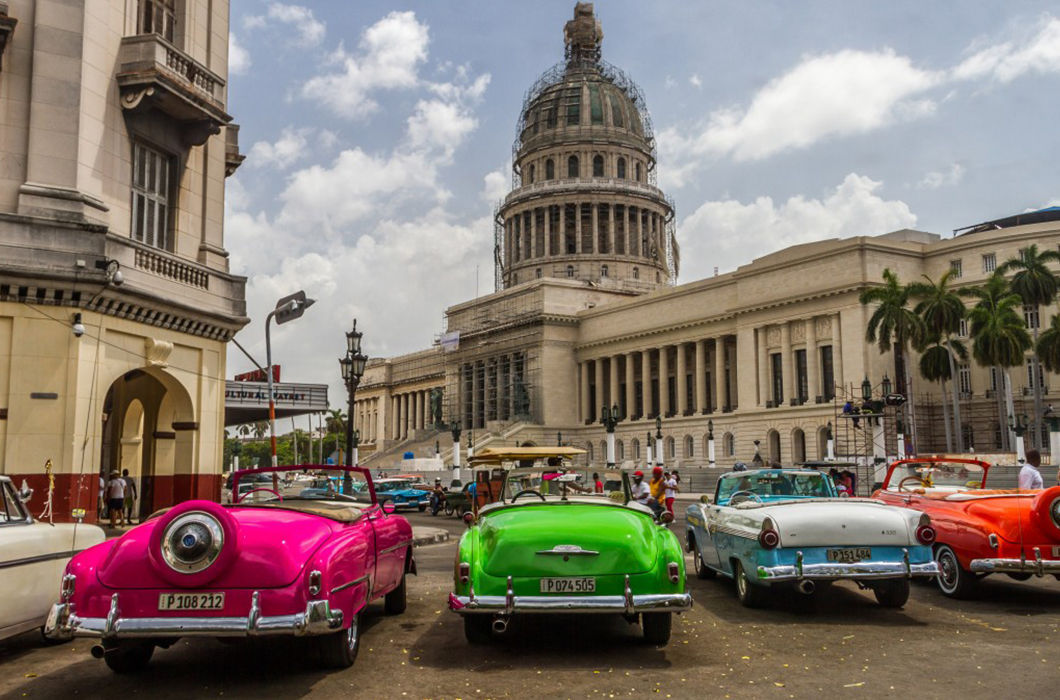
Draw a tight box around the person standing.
[98,472,106,520]
[592,472,603,493]
[1019,449,1044,490]
[663,471,678,515]
[631,470,651,506]
[106,470,125,528]
[121,469,138,526]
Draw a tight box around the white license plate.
[158,592,225,611]
[540,577,596,593]
[827,548,871,563]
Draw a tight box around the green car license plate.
[827,548,870,563]
[540,577,596,593]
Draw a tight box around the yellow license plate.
[158,592,225,611]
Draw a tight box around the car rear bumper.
[44,592,343,640]
[448,574,692,615]
[971,548,1060,576]
[757,549,939,581]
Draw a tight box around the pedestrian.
[592,472,603,493]
[1018,449,1044,490]
[663,470,678,515]
[98,471,106,520]
[121,469,138,526]
[631,470,651,507]
[106,470,125,528]
[647,466,666,517]
[672,469,681,485]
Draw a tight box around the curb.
[412,527,450,547]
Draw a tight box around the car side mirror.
[18,480,33,504]
[382,502,396,515]
[699,494,712,504]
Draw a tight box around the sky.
[225,0,1060,405]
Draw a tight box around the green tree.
[998,243,1060,447]
[860,268,926,449]
[960,273,1032,450]
[909,270,967,451]
[326,408,347,435]
[917,335,968,452]
[1038,313,1060,374]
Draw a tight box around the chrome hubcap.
[347,617,358,652]
[938,551,957,589]
[736,567,747,596]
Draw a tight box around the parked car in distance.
[873,457,1060,597]
[686,468,939,608]
[449,447,691,646]
[373,479,429,511]
[45,465,414,672]
[1,475,105,642]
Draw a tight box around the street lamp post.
[265,291,315,490]
[895,413,906,459]
[825,422,835,461]
[449,421,462,482]
[707,419,715,468]
[654,415,663,468]
[1011,413,1029,463]
[645,431,653,467]
[601,403,620,468]
[339,319,368,493]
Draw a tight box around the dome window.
[617,157,626,179]
[545,159,555,180]
[536,268,542,278]
[566,265,575,278]
[635,162,642,181]
[632,266,639,279]
[568,155,579,178]
[601,265,608,277]
[528,164,535,183]
[592,155,604,177]
[589,84,604,125]
[608,93,624,128]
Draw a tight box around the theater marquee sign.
[223,381,329,425]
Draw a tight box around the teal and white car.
[686,468,939,608]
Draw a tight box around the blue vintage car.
[685,468,939,608]
[369,479,429,511]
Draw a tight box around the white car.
[0,475,105,640]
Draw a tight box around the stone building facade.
[0,0,246,521]
[355,4,1059,468]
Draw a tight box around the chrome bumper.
[758,549,939,582]
[44,592,343,640]
[449,575,692,615]
[971,548,1060,576]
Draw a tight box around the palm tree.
[326,408,347,435]
[918,335,968,452]
[251,420,269,440]
[909,270,967,451]
[1039,313,1060,374]
[998,244,1060,448]
[960,273,1032,450]
[860,269,926,450]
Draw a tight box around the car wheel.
[693,547,716,580]
[385,570,408,614]
[641,612,672,645]
[734,560,768,608]
[935,544,978,598]
[318,609,362,669]
[102,640,154,673]
[418,504,427,512]
[872,579,910,608]
[444,503,454,516]
[463,615,492,644]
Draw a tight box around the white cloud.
[954,16,1060,83]
[248,127,312,169]
[481,168,509,205]
[918,163,965,190]
[229,33,250,74]
[689,74,702,88]
[677,173,917,279]
[302,11,429,119]
[245,3,325,47]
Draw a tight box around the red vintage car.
[45,465,414,672]
[873,457,1060,597]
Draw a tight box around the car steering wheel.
[897,476,926,493]
[729,490,763,504]
[236,487,283,503]
[512,489,546,502]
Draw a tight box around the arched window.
[592,155,604,177]
[601,265,608,277]
[545,159,555,180]
[684,435,694,458]
[600,440,607,462]
[617,157,627,179]
[724,432,735,457]
[666,436,676,459]
[632,438,640,460]
[566,265,574,278]
[528,164,535,183]
[535,268,542,278]
[632,267,639,279]
[792,428,806,464]
[587,442,594,462]
[617,440,625,460]
[635,162,642,181]
[567,155,579,178]
[767,429,781,464]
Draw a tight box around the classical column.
[398,394,407,439]
[591,203,600,254]
[575,201,583,254]
[657,346,669,416]
[471,363,481,429]
[676,342,688,415]
[528,209,535,260]
[694,340,707,413]
[641,349,651,418]
[757,329,769,406]
[391,396,399,439]
[543,206,552,258]
[625,352,635,418]
[833,312,844,394]
[558,204,566,257]
[608,203,617,254]
[594,358,604,421]
[609,355,620,413]
[635,206,644,258]
[579,361,590,423]
[715,337,728,411]
[806,317,819,402]
[781,322,793,406]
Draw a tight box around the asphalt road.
[1,508,1057,699]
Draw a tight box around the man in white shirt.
[631,470,651,505]
[1018,449,1044,490]
[106,470,126,528]
[663,472,678,515]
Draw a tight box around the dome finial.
[564,2,603,65]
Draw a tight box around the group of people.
[98,469,138,528]
[630,466,680,518]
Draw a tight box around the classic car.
[372,478,429,511]
[45,465,414,672]
[686,468,939,608]
[449,447,691,646]
[0,475,105,641]
[873,457,1060,597]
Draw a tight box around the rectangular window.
[958,364,971,394]
[990,367,999,392]
[564,87,580,126]
[770,353,784,405]
[950,259,962,278]
[1024,304,1040,330]
[958,318,968,338]
[139,0,176,42]
[1027,358,1045,390]
[982,253,996,273]
[131,142,172,250]
[588,84,603,125]
[795,349,808,403]
[820,345,835,401]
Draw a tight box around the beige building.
[0,0,246,521]
[356,3,1058,470]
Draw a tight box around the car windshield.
[500,469,624,501]
[233,470,371,502]
[715,471,834,505]
[885,461,985,491]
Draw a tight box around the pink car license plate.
[158,592,225,611]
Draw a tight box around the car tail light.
[60,573,76,601]
[458,562,470,584]
[667,562,680,583]
[462,512,475,525]
[915,525,936,545]
[308,570,322,596]
[758,518,779,549]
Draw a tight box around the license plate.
[827,548,871,563]
[158,592,225,611]
[540,577,596,593]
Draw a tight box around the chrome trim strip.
[0,549,87,570]
[505,576,514,615]
[330,574,369,595]
[450,590,693,615]
[970,555,1060,575]
[536,547,600,556]
[757,561,939,581]
[379,540,413,557]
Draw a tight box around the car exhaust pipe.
[90,644,106,659]
[797,580,815,595]
[492,617,509,634]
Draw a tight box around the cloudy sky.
[225,0,1060,401]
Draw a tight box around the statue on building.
[429,387,444,428]
[564,2,603,64]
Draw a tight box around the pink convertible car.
[45,465,414,673]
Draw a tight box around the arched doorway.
[792,428,806,464]
[817,426,829,460]
[767,429,781,464]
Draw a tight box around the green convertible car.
[447,447,692,645]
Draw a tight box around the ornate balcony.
[117,34,231,145]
